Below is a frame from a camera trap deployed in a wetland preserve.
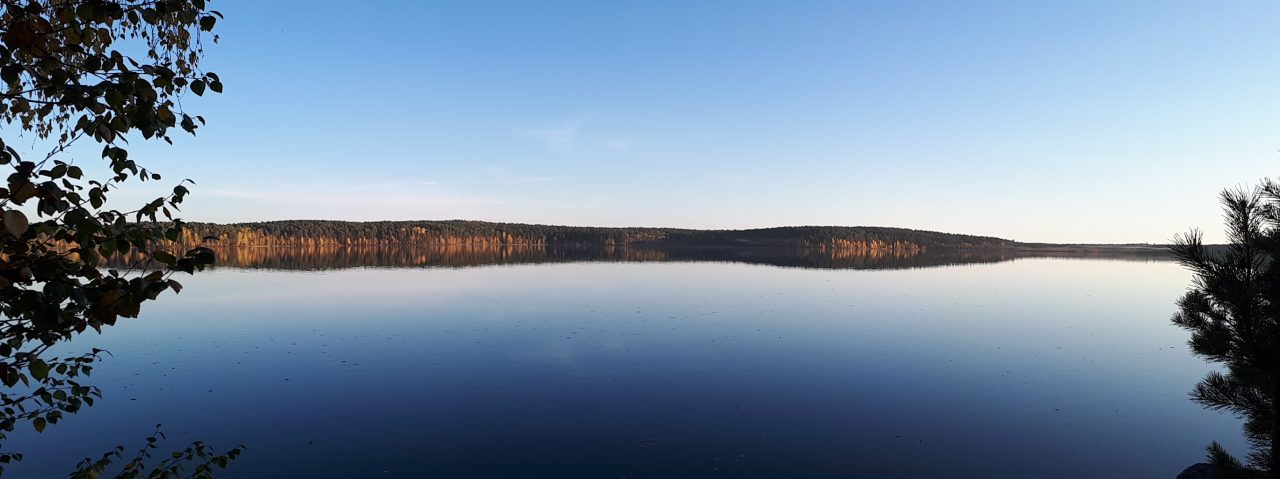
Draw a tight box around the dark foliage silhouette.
[1171,183,1280,477]
[0,0,240,476]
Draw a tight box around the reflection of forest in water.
[108,244,1174,271]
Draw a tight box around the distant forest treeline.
[110,244,1166,271]
[171,220,1020,250]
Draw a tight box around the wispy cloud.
[484,165,557,184]
[516,119,585,152]
[514,175,557,183]
[601,139,630,150]
[516,117,635,153]
[191,184,511,223]
[200,186,504,208]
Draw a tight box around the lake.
[5,248,1244,478]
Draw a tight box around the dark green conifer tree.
[1171,183,1280,478]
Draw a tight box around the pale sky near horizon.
[45,0,1280,243]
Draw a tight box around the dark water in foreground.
[8,248,1243,478]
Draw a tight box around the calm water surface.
[8,254,1243,478]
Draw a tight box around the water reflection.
[10,256,1236,478]
[110,245,1173,271]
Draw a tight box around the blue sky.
[71,1,1280,243]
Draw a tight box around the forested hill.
[173,220,1019,251]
